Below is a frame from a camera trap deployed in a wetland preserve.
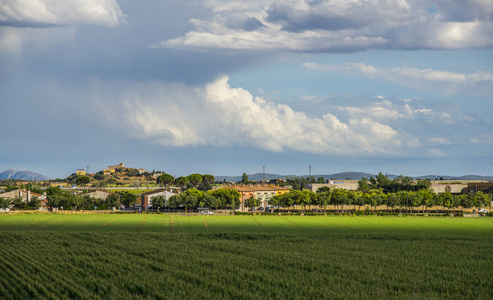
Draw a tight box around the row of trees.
[264,187,492,213]
[156,173,216,191]
[149,188,240,212]
[358,173,432,193]
[45,189,137,210]
[0,196,42,210]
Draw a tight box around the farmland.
[0,214,492,298]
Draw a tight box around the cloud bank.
[102,76,421,156]
[303,62,493,97]
[0,0,127,27]
[157,0,493,52]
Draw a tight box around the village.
[1,162,492,215]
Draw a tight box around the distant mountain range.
[215,172,493,182]
[0,169,50,181]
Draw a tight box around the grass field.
[0,214,492,299]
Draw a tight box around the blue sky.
[1,0,492,179]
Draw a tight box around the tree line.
[148,188,240,212]
[264,187,491,213]
[156,173,216,191]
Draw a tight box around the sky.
[1,0,492,179]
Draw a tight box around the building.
[108,163,125,170]
[76,169,86,176]
[0,189,47,208]
[103,169,116,175]
[0,189,46,202]
[465,182,493,194]
[137,168,147,175]
[79,190,113,200]
[230,185,290,211]
[141,189,176,208]
[430,183,467,194]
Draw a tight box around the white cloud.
[103,76,417,156]
[0,0,127,27]
[157,0,493,52]
[303,62,493,97]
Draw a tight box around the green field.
[0,214,492,298]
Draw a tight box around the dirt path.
[203,217,211,233]
[283,217,305,230]
[251,216,270,233]
[97,217,118,232]
[136,216,146,232]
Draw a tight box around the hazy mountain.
[216,172,374,182]
[417,174,493,181]
[216,172,493,182]
[0,169,50,181]
[216,173,296,182]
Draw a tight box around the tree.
[441,192,454,211]
[419,190,435,213]
[12,196,24,210]
[151,195,166,211]
[106,193,121,209]
[197,181,212,192]
[76,176,91,187]
[94,173,106,181]
[119,191,137,208]
[408,191,422,212]
[358,178,371,191]
[202,174,215,185]
[209,188,240,209]
[353,191,365,211]
[280,192,295,211]
[0,198,12,209]
[175,176,190,187]
[187,174,203,187]
[316,177,326,183]
[28,196,41,210]
[315,188,331,212]
[157,174,174,187]
[167,194,183,209]
[385,193,400,213]
[268,195,281,211]
[474,192,492,211]
[244,196,259,210]
[201,193,219,209]
[46,186,62,196]
[241,173,249,184]
[331,189,348,212]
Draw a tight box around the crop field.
[0,214,492,299]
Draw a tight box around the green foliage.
[118,191,137,207]
[106,193,121,208]
[76,176,91,187]
[12,196,24,210]
[0,197,12,209]
[0,218,491,299]
[156,173,174,186]
[241,173,249,184]
[358,173,432,193]
[150,195,166,209]
[187,174,203,187]
[174,176,190,187]
[202,174,215,185]
[197,181,212,192]
[244,196,259,209]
